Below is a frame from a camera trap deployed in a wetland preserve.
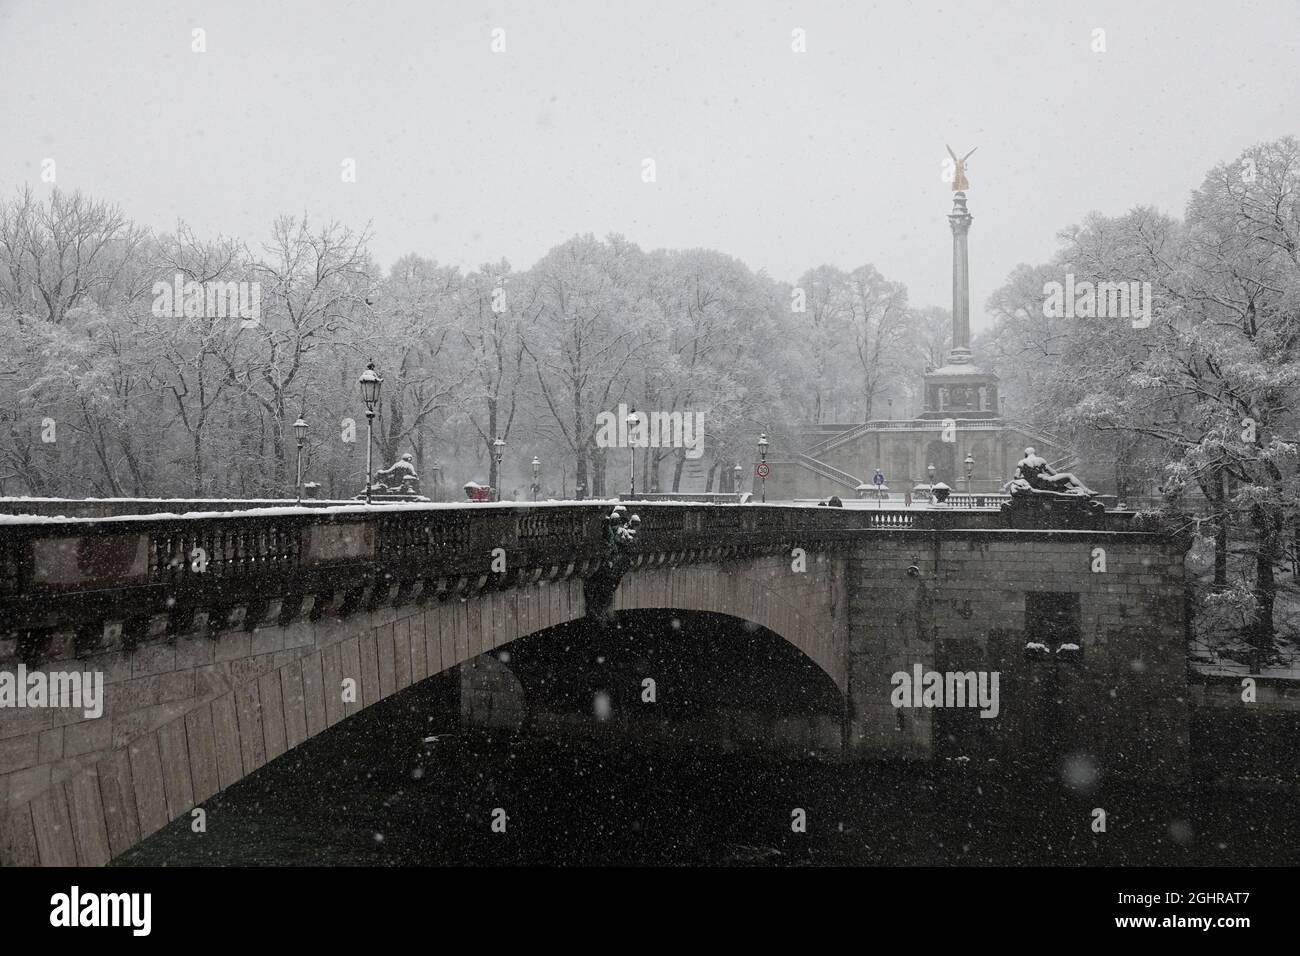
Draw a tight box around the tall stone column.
[947,191,973,365]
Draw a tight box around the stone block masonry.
[845,531,1189,781]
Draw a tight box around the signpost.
[755,461,770,502]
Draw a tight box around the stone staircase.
[679,455,708,492]
[797,417,1079,490]
[794,454,862,491]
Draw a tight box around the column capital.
[948,192,973,232]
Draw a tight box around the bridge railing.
[0,502,840,590]
[150,521,302,583]
[0,502,1140,647]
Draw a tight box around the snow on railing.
[0,501,1141,612]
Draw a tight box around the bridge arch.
[467,607,847,746]
[0,552,848,866]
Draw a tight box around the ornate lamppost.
[293,417,308,504]
[531,455,541,501]
[732,462,743,495]
[358,362,382,505]
[964,454,975,495]
[757,433,769,503]
[492,436,505,502]
[627,409,640,497]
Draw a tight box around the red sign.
[755,463,770,479]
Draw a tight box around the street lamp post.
[358,362,383,505]
[757,433,769,503]
[492,436,505,502]
[964,454,975,496]
[732,462,743,495]
[293,418,308,504]
[627,410,640,497]
[926,462,936,504]
[531,455,541,501]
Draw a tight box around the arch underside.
[605,561,846,693]
[488,607,847,729]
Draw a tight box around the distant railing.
[793,454,862,489]
[1001,419,1071,451]
[943,493,1011,509]
[803,418,1015,458]
[802,416,1076,463]
[861,510,914,528]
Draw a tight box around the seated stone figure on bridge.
[1013,447,1094,496]
[373,453,421,494]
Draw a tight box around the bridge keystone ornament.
[584,506,641,623]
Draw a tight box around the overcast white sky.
[2,0,1297,331]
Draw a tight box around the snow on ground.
[1187,536,1300,679]
[1190,656,1300,680]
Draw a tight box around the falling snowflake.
[1060,752,1099,793]
[1168,820,1194,845]
[593,691,612,720]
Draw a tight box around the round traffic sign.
[755,462,770,479]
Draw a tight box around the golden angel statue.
[946,144,977,191]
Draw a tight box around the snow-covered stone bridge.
[0,501,1189,865]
